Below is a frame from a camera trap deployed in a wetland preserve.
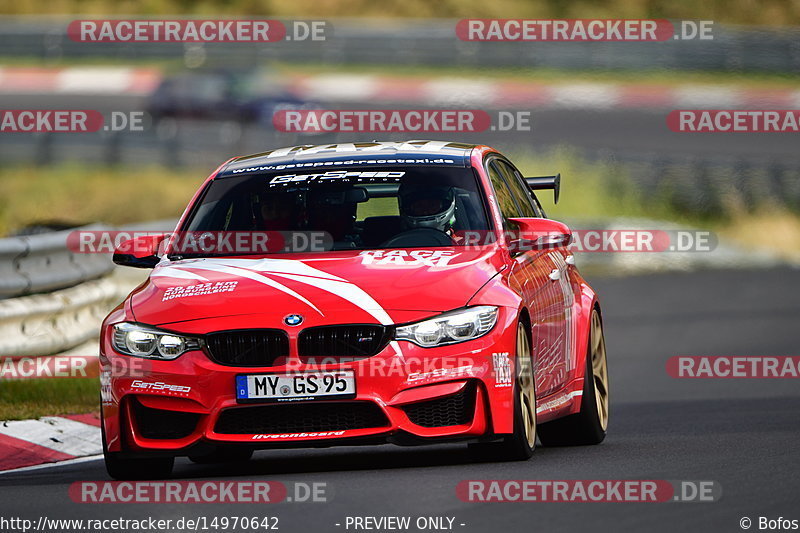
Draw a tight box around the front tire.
[102,411,174,480]
[471,321,536,461]
[538,308,609,446]
[104,452,175,481]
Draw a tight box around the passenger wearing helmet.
[398,183,457,234]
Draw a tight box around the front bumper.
[101,308,519,455]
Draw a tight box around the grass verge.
[0,378,99,421]
[3,155,799,255]
[0,164,204,236]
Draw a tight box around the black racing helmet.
[398,183,456,232]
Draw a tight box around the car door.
[487,157,572,397]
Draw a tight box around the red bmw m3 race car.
[101,140,609,479]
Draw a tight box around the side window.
[495,160,542,218]
[530,192,546,218]
[486,160,520,225]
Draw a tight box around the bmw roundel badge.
[284,314,304,327]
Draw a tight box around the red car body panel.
[101,141,600,456]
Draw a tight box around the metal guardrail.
[582,149,800,216]
[0,276,125,357]
[0,18,799,73]
[0,223,114,299]
[0,220,174,357]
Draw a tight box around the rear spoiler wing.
[524,173,561,204]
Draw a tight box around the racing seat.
[306,187,368,249]
[361,216,403,248]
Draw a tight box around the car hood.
[129,248,507,327]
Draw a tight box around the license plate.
[236,370,356,403]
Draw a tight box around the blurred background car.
[147,68,315,128]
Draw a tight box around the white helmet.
[398,184,456,232]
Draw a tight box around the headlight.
[111,322,200,359]
[395,306,498,347]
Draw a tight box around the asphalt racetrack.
[1,267,798,532]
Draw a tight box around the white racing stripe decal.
[151,267,210,282]
[536,390,583,415]
[179,263,323,315]
[149,258,395,326]
[268,272,392,326]
[233,257,348,282]
[156,258,406,356]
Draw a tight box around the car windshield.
[178,165,491,256]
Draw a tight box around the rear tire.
[470,321,536,461]
[538,308,609,446]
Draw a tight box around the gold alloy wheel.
[590,310,610,431]
[516,325,537,448]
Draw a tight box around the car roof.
[217,140,478,178]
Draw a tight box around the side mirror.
[112,234,168,268]
[507,218,572,253]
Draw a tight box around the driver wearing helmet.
[397,183,457,235]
